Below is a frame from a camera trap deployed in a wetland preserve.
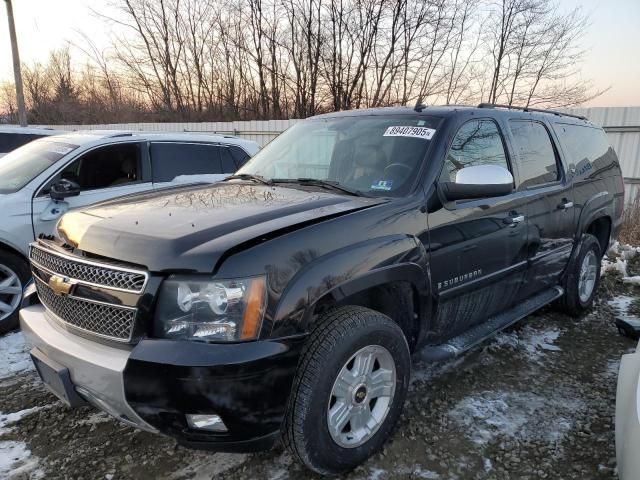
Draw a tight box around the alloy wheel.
[578,250,598,303]
[0,263,22,322]
[327,345,396,448]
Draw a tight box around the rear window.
[509,120,559,188]
[0,132,46,153]
[554,124,615,177]
[150,143,223,182]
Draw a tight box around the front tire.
[0,251,29,335]
[556,233,602,317]
[284,306,410,475]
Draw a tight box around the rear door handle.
[558,200,574,210]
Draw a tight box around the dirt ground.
[1,264,637,479]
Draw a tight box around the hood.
[58,182,386,272]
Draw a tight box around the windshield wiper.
[271,178,369,197]
[224,173,272,185]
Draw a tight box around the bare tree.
[0,0,603,124]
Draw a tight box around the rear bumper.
[20,304,305,452]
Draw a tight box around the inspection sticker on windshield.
[383,125,436,140]
[370,180,393,191]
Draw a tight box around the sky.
[1,0,639,108]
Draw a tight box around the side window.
[442,119,510,181]
[150,143,222,182]
[509,120,559,188]
[229,146,251,168]
[219,147,238,173]
[46,142,141,194]
[554,124,614,175]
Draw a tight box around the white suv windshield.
[237,115,441,196]
[0,139,79,194]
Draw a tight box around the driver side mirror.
[439,164,514,201]
[50,179,81,201]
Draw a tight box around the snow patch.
[449,390,584,446]
[0,407,42,435]
[0,441,44,479]
[410,465,440,479]
[74,412,113,428]
[0,332,34,380]
[266,452,293,480]
[487,326,562,361]
[368,468,388,480]
[411,356,467,384]
[609,296,640,325]
[164,452,248,480]
[602,242,640,281]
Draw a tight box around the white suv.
[0,130,259,332]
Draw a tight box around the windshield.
[237,115,441,196]
[0,139,79,194]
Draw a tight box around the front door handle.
[558,199,574,210]
[503,214,525,226]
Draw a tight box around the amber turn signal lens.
[241,278,266,339]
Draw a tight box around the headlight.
[154,275,266,342]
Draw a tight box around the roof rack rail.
[106,132,134,138]
[477,103,588,121]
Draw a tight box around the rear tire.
[556,234,602,317]
[283,306,410,475]
[0,251,29,335]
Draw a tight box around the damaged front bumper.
[20,304,306,453]
[21,304,157,432]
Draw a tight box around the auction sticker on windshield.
[383,125,436,140]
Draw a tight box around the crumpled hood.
[57,182,385,272]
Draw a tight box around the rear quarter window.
[229,146,251,168]
[554,123,617,178]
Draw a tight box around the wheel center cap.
[353,385,367,404]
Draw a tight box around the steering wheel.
[383,163,412,185]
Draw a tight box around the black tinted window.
[220,147,237,173]
[443,120,509,181]
[555,124,615,176]
[151,143,222,182]
[0,133,46,153]
[46,143,141,194]
[230,146,251,167]
[509,120,559,188]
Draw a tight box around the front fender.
[0,230,29,258]
[270,235,429,337]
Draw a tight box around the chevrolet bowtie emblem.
[48,275,74,296]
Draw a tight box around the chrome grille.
[34,277,136,341]
[30,245,147,293]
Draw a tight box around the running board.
[417,286,564,362]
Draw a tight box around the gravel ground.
[1,264,638,479]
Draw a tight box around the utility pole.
[4,0,27,126]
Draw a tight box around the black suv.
[21,105,624,475]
